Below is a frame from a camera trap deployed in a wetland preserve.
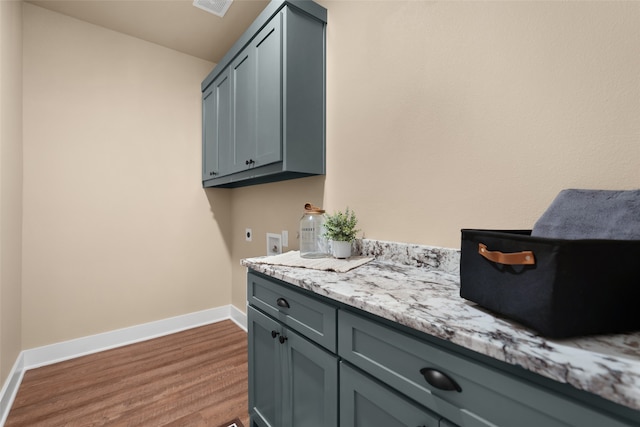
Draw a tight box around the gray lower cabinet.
[247,270,637,427]
[340,361,442,427]
[202,0,326,188]
[248,272,336,351]
[338,309,635,427]
[247,272,338,427]
[248,306,281,426]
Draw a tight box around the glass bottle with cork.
[299,203,329,258]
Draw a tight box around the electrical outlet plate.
[266,233,282,256]
[282,230,289,247]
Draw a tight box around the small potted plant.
[323,207,360,258]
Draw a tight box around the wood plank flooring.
[6,320,249,427]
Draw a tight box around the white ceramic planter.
[331,240,352,259]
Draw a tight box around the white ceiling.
[26,0,271,63]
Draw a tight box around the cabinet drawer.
[340,361,440,427]
[248,272,336,352]
[338,310,631,427]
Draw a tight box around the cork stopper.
[304,202,325,214]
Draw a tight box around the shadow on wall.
[203,175,327,258]
[202,175,327,310]
[204,188,233,254]
[232,175,327,254]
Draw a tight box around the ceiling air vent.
[193,0,233,17]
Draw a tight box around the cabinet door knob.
[276,298,290,308]
[271,330,280,339]
[419,368,462,392]
[278,335,288,344]
[209,171,217,176]
[245,159,255,166]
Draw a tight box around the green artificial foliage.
[323,208,360,242]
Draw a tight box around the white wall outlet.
[282,230,289,247]
[266,233,282,256]
[245,228,252,242]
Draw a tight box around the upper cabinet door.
[253,12,283,168]
[202,68,232,180]
[231,12,283,173]
[231,51,256,173]
[216,70,232,177]
[202,86,218,181]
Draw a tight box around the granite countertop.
[241,239,640,412]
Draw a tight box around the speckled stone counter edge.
[355,238,461,276]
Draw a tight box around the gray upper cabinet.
[202,86,218,180]
[202,68,231,180]
[230,50,255,174]
[202,0,326,188]
[253,15,282,168]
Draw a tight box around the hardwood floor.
[6,320,249,427]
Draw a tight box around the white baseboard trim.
[0,304,247,426]
[22,305,232,369]
[0,353,25,427]
[229,304,248,332]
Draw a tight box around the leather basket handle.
[478,243,535,265]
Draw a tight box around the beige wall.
[230,1,640,309]
[229,176,325,309]
[22,4,232,348]
[11,0,640,352]
[0,0,23,383]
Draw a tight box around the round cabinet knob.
[271,330,280,339]
[278,335,288,344]
[245,159,255,166]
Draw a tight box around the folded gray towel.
[531,189,640,240]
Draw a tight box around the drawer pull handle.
[278,335,288,344]
[276,298,290,308]
[420,368,462,392]
[271,330,279,339]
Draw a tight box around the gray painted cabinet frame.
[202,0,326,188]
[248,271,338,427]
[247,270,640,427]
